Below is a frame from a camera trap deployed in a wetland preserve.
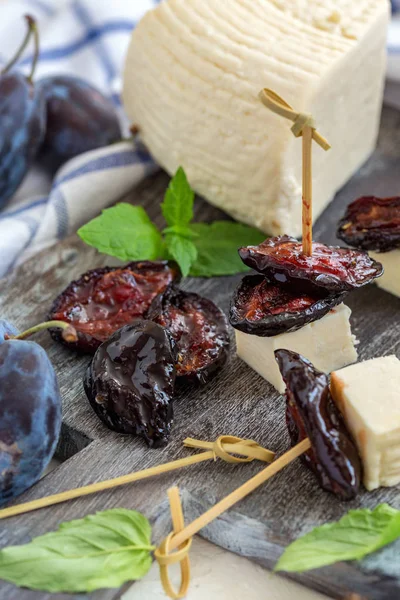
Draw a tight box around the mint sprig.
[275,504,400,573]
[78,167,265,277]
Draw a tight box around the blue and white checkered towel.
[0,0,399,278]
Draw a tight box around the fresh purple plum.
[0,339,62,505]
[38,75,122,172]
[0,17,46,209]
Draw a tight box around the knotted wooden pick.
[0,435,275,520]
[259,88,331,256]
[155,438,311,599]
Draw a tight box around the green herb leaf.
[161,167,194,228]
[0,509,154,593]
[275,504,400,573]
[165,234,198,278]
[189,221,265,277]
[77,203,165,262]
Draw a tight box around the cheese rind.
[123,0,389,236]
[331,355,400,491]
[235,304,357,393]
[370,249,400,298]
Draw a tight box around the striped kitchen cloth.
[0,0,399,278]
[0,0,158,277]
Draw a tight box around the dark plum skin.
[84,320,177,448]
[148,285,230,385]
[0,72,45,209]
[0,339,62,506]
[337,196,400,252]
[38,75,122,172]
[239,235,383,296]
[49,261,180,353]
[275,349,362,501]
[0,319,19,342]
[229,275,346,337]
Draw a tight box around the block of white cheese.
[235,303,357,394]
[331,355,400,491]
[369,250,400,298]
[123,0,389,236]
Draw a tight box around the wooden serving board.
[0,106,399,600]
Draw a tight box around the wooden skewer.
[156,438,312,598]
[258,88,330,256]
[0,436,275,521]
[168,438,311,552]
[302,125,313,256]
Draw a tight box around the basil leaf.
[276,504,400,573]
[165,234,198,277]
[161,167,194,228]
[0,509,154,593]
[189,221,265,277]
[78,203,165,262]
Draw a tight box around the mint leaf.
[189,221,265,277]
[165,234,197,277]
[275,504,400,573]
[0,509,154,593]
[162,167,194,228]
[78,203,165,262]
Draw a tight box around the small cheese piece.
[369,249,400,298]
[331,355,400,491]
[123,0,389,236]
[235,303,357,393]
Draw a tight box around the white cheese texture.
[370,249,400,298]
[123,0,389,236]
[235,304,357,394]
[331,355,400,491]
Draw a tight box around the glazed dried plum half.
[230,275,346,337]
[239,235,383,296]
[337,196,400,252]
[49,261,180,353]
[84,320,176,448]
[148,285,230,385]
[275,349,361,500]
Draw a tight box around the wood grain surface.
[0,106,399,600]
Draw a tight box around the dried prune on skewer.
[147,285,230,385]
[230,275,346,337]
[337,196,400,252]
[49,261,180,353]
[275,349,361,500]
[84,320,176,448]
[239,235,383,296]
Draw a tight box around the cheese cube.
[235,304,357,394]
[369,250,400,298]
[331,355,400,491]
[123,0,389,236]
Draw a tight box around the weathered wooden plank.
[0,106,399,600]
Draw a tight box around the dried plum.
[239,235,383,295]
[148,285,230,385]
[230,275,346,337]
[49,261,180,353]
[84,320,176,448]
[275,349,361,500]
[38,75,122,173]
[337,196,400,252]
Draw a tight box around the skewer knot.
[183,435,275,464]
[258,88,331,151]
[155,487,191,599]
